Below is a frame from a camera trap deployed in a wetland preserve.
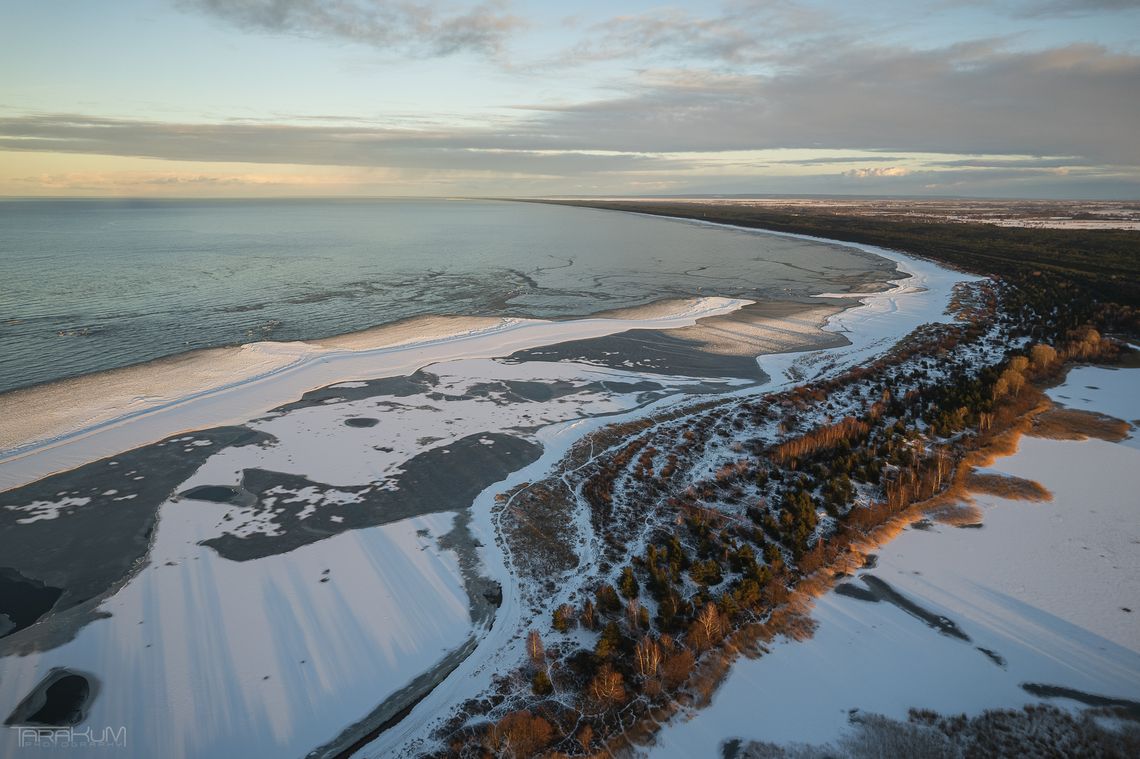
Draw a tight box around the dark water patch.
[597,379,664,394]
[0,568,63,639]
[503,329,768,381]
[858,575,971,642]
[862,553,878,569]
[910,519,934,531]
[977,647,1007,668]
[955,522,984,529]
[270,372,436,414]
[721,737,743,759]
[179,485,242,503]
[5,668,98,726]
[1021,683,1140,720]
[835,582,879,603]
[481,582,503,608]
[344,418,379,428]
[0,426,273,655]
[503,379,583,402]
[201,432,543,562]
[219,302,267,313]
[444,383,504,405]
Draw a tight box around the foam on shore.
[0,298,752,490]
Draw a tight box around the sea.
[0,198,891,393]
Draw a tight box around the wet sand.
[0,297,762,491]
[505,299,852,380]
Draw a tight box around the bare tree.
[526,629,544,666]
[589,664,626,707]
[635,635,662,678]
[625,597,641,628]
[691,601,724,649]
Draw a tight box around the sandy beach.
[0,298,772,489]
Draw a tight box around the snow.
[4,495,91,524]
[650,367,1140,757]
[231,357,748,488]
[351,222,983,757]
[0,216,1002,759]
[0,297,752,491]
[0,509,471,759]
[1047,364,1140,441]
[0,322,753,759]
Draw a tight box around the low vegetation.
[736,704,1140,758]
[429,202,1139,757]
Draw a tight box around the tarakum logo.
[16,725,127,749]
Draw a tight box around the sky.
[1,0,1138,198]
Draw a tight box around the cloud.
[769,155,907,165]
[844,166,911,178]
[3,37,1137,174]
[1011,0,1140,18]
[518,42,1140,164]
[0,113,688,176]
[178,0,522,57]
[929,156,1087,168]
[558,2,834,66]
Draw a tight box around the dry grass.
[964,472,1053,502]
[928,501,986,527]
[1030,407,1131,442]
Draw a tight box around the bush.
[531,669,553,696]
[487,711,554,757]
[552,604,575,633]
[619,566,640,599]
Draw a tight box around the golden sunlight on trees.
[1030,343,1058,370]
[662,646,695,690]
[688,602,725,651]
[588,664,626,707]
[635,635,662,678]
[526,629,544,666]
[552,603,576,633]
[486,711,554,757]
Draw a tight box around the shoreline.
[0,208,977,759]
[0,297,762,491]
[352,214,975,757]
[0,208,911,493]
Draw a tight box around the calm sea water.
[0,199,891,393]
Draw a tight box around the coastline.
[350,216,977,757]
[1,208,993,759]
[0,297,762,490]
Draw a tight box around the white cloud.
[844,166,911,179]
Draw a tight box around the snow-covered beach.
[0,297,753,491]
[6,210,1129,759]
[0,216,967,759]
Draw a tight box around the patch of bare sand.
[659,301,850,358]
[310,314,510,350]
